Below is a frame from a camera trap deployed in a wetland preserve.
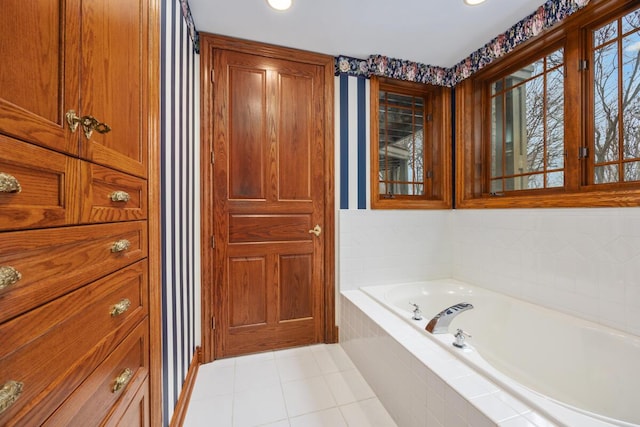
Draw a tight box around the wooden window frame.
[456,0,640,208]
[370,76,452,209]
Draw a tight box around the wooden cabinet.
[0,0,147,177]
[0,0,155,425]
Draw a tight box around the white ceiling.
[188,0,545,68]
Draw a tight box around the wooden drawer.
[0,134,80,231]
[80,162,147,223]
[0,262,148,426]
[0,221,147,323]
[43,320,149,427]
[103,375,149,427]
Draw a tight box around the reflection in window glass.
[378,91,426,196]
[490,48,565,192]
[593,9,640,184]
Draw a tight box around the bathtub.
[361,279,640,427]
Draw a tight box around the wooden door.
[0,0,79,155]
[212,49,326,357]
[79,0,148,178]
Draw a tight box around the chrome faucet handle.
[453,329,471,348]
[409,302,422,320]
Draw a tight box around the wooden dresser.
[0,1,156,425]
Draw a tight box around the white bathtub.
[361,279,640,427]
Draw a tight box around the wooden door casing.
[200,35,337,361]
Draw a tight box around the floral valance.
[335,0,590,87]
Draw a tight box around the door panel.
[228,257,267,327]
[279,74,313,200]
[214,49,325,357]
[229,215,312,243]
[279,254,313,321]
[229,67,267,200]
[0,0,79,155]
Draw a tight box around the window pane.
[378,90,425,197]
[547,171,564,187]
[623,9,640,35]
[547,48,564,69]
[491,96,503,178]
[526,174,544,190]
[489,47,565,192]
[594,22,618,47]
[594,164,619,184]
[593,42,619,164]
[624,161,640,182]
[490,179,503,193]
[524,75,545,174]
[623,30,640,160]
[547,68,565,169]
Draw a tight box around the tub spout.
[425,302,474,334]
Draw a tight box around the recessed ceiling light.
[464,0,486,5]
[267,0,292,11]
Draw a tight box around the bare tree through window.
[490,47,565,192]
[593,9,640,184]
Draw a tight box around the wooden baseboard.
[169,346,202,427]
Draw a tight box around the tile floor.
[183,344,398,427]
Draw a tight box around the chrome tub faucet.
[425,302,474,334]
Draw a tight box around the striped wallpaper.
[336,75,371,210]
[160,0,201,424]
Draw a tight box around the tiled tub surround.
[338,210,452,291]
[361,280,640,426]
[338,208,640,336]
[340,291,549,427]
[452,208,640,337]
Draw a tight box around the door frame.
[199,34,336,363]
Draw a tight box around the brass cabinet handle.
[111,239,131,253]
[0,381,23,415]
[65,110,111,140]
[112,368,133,393]
[308,224,322,237]
[110,298,131,317]
[0,266,22,291]
[110,191,131,202]
[0,172,21,193]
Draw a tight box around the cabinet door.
[0,0,79,155]
[79,0,148,178]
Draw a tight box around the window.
[591,9,640,185]
[371,77,451,209]
[457,0,640,208]
[489,47,565,194]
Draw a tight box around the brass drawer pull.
[110,191,131,202]
[0,172,21,193]
[0,381,23,414]
[0,266,22,290]
[110,298,131,317]
[112,368,133,393]
[111,239,131,253]
[66,110,112,140]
